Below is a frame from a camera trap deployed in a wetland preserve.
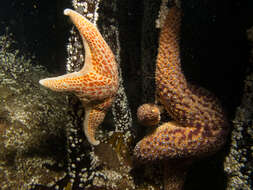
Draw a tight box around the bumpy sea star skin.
[134,6,229,161]
[137,103,161,127]
[39,9,119,145]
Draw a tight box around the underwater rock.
[0,32,73,189]
[224,26,253,190]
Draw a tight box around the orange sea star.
[135,5,228,161]
[137,103,161,127]
[39,9,119,145]
[134,6,229,190]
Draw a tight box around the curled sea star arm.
[134,120,228,161]
[83,97,113,145]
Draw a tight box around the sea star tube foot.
[39,8,119,146]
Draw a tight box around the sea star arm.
[134,120,228,161]
[84,98,113,145]
[63,9,118,80]
[84,108,105,145]
[39,72,91,92]
[39,71,116,102]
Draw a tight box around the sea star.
[39,9,119,145]
[134,6,229,189]
[137,103,161,127]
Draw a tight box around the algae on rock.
[224,26,253,190]
[0,31,74,189]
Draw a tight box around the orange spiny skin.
[137,103,161,127]
[39,9,119,145]
[134,7,229,161]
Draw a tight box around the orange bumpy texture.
[39,9,119,145]
[137,103,161,127]
[134,7,229,161]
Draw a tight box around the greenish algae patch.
[0,31,75,189]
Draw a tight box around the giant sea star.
[134,6,229,190]
[39,9,119,146]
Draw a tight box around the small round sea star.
[137,103,161,127]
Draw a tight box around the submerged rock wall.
[224,26,253,190]
[0,31,72,189]
[0,0,252,190]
